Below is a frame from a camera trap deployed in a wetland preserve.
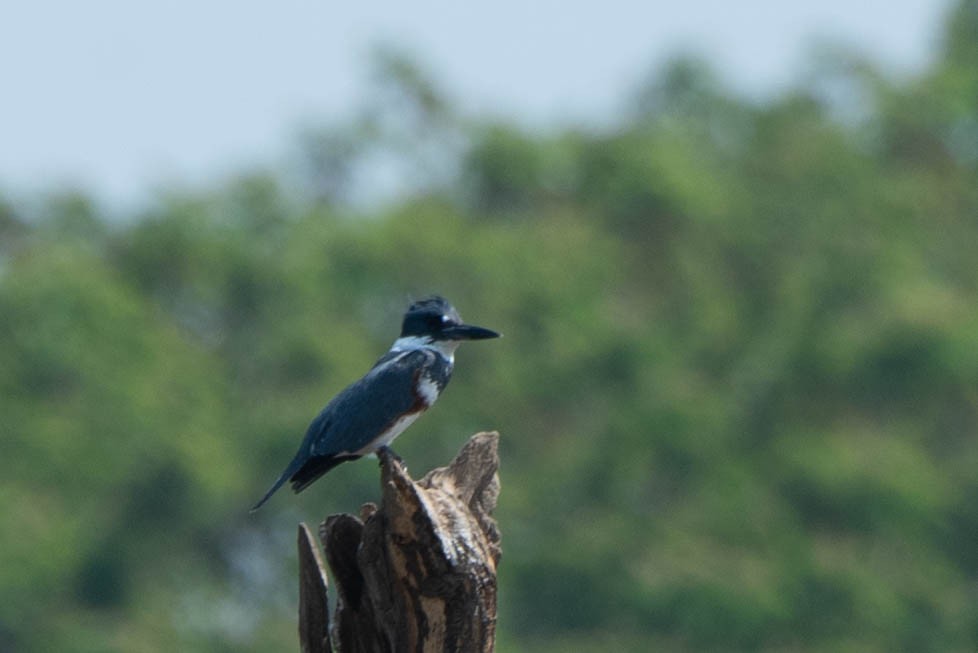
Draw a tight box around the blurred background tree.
[2,2,977,651]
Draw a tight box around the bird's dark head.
[400,296,500,342]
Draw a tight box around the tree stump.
[298,432,502,653]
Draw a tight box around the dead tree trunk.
[298,432,502,653]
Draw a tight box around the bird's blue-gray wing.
[305,348,434,457]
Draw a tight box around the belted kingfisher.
[250,296,499,511]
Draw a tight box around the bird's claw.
[377,445,406,468]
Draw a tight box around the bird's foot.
[377,445,406,468]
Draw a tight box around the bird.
[250,296,500,511]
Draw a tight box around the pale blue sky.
[0,1,951,206]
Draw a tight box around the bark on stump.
[298,431,501,653]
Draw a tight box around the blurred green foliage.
[3,3,978,651]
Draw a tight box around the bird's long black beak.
[443,323,500,340]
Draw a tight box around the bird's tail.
[249,471,290,512]
[250,452,359,512]
[288,454,355,494]
[250,448,310,512]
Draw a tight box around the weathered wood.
[298,522,332,653]
[319,431,501,653]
